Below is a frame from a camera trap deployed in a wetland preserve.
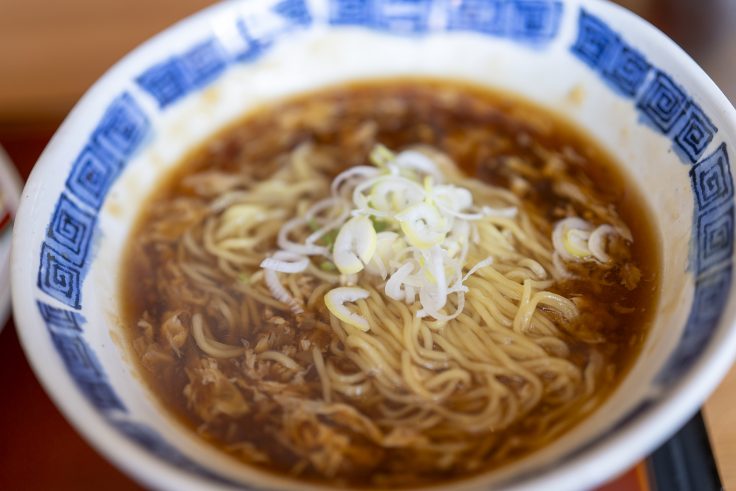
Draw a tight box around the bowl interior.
[12,1,736,490]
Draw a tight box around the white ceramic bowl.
[12,1,736,490]
[0,145,21,332]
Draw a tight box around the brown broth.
[121,78,660,488]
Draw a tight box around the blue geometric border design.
[445,0,564,44]
[37,243,83,309]
[570,9,620,69]
[37,300,126,412]
[326,0,563,43]
[37,92,150,309]
[373,0,433,34]
[656,265,733,386]
[571,9,652,97]
[138,0,313,107]
[690,143,734,214]
[111,420,242,487]
[696,204,734,275]
[135,58,191,109]
[234,19,273,63]
[636,70,687,132]
[65,146,121,211]
[571,7,733,398]
[92,93,150,161]
[136,46,229,110]
[37,300,85,333]
[36,287,240,483]
[45,193,96,267]
[329,0,375,26]
[690,145,735,278]
[603,45,651,97]
[507,0,563,44]
[572,10,719,166]
[181,39,229,89]
[136,37,238,108]
[673,102,718,163]
[648,142,735,390]
[446,0,506,35]
[273,0,313,26]
[50,331,127,412]
[558,5,736,484]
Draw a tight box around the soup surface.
[121,79,659,488]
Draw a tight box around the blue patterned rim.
[18,0,736,489]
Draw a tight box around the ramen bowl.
[12,0,736,490]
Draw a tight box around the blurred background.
[1,0,735,126]
[0,1,734,490]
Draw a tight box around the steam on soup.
[121,79,659,487]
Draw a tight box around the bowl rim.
[11,0,736,490]
[11,2,252,490]
[0,144,21,334]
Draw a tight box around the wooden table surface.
[703,369,736,488]
[1,1,735,490]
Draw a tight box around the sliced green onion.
[369,144,395,168]
[325,287,370,331]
